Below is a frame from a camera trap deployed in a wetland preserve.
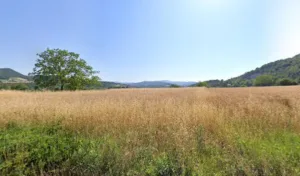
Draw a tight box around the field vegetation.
[1,87,300,175]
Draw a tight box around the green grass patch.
[1,123,300,175]
[234,130,300,175]
[0,123,121,175]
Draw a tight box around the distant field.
[1,87,300,175]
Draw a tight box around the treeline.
[0,82,129,91]
[193,76,299,88]
[0,83,33,90]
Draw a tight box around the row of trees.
[254,75,298,86]
[195,75,299,88]
[167,75,298,88]
[0,83,30,90]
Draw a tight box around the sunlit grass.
[1,87,300,175]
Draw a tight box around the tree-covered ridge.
[197,54,300,87]
[236,54,300,80]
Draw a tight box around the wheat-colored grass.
[1,87,300,153]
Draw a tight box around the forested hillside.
[227,54,300,86]
[199,54,300,87]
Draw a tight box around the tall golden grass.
[1,87,300,152]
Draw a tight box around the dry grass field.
[1,87,300,175]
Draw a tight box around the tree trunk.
[61,84,64,91]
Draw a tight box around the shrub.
[254,75,273,86]
[195,82,208,87]
[170,84,181,88]
[0,84,10,90]
[10,84,29,91]
[277,78,298,86]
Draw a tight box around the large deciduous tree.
[30,48,100,90]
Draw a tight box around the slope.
[226,54,300,86]
[0,68,28,80]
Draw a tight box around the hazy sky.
[1,0,300,82]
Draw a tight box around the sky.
[0,0,300,82]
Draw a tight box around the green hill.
[226,54,300,87]
[191,54,300,87]
[0,68,28,80]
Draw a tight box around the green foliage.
[224,54,300,87]
[192,129,300,175]
[206,79,227,87]
[2,123,300,175]
[254,75,274,86]
[0,84,10,90]
[169,84,181,88]
[0,124,120,175]
[144,153,182,176]
[234,131,300,175]
[30,48,100,90]
[195,81,208,87]
[86,81,128,90]
[277,78,298,86]
[0,83,35,90]
[10,84,29,91]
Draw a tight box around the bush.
[170,84,181,88]
[195,82,208,87]
[10,84,29,91]
[254,75,273,86]
[0,84,10,90]
[277,78,298,86]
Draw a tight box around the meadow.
[1,87,300,175]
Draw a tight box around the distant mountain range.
[0,68,195,88]
[123,81,197,88]
[2,53,300,88]
[161,81,198,87]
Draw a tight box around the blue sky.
[1,0,300,82]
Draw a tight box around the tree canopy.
[195,82,208,87]
[277,78,297,86]
[30,48,100,90]
[222,54,300,87]
[254,75,273,86]
[170,84,181,88]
